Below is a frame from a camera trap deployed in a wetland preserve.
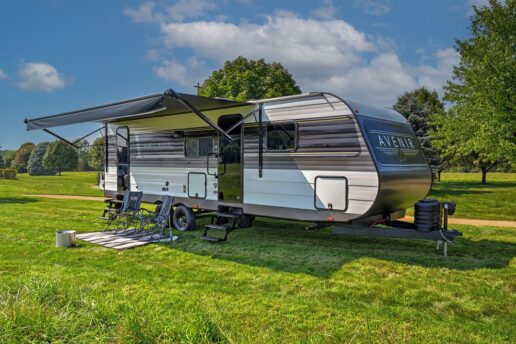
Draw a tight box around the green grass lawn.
[407,173,516,221]
[0,172,514,343]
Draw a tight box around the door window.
[116,127,129,164]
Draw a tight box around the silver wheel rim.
[175,210,188,230]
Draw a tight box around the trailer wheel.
[172,205,196,231]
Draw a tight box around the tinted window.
[185,137,213,157]
[266,122,296,151]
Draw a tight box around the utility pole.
[194,82,201,95]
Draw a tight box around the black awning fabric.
[25,91,249,131]
[25,93,164,131]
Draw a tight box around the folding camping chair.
[139,196,176,242]
[101,191,143,232]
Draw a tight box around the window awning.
[24,89,252,140]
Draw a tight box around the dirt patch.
[25,194,106,201]
[401,216,516,228]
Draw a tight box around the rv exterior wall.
[103,93,431,223]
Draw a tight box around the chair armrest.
[140,208,154,215]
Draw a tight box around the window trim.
[183,136,215,157]
[264,120,298,152]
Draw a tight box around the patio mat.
[76,230,179,250]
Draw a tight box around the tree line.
[1,1,513,183]
[0,137,105,176]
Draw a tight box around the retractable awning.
[24,89,252,140]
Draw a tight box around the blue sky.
[0,0,486,149]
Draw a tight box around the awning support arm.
[72,126,105,145]
[226,108,259,135]
[258,103,264,178]
[42,129,80,149]
[163,89,232,141]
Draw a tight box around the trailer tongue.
[334,200,462,256]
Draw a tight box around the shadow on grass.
[0,197,39,204]
[169,218,516,278]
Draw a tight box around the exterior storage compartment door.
[314,176,348,211]
[188,172,207,199]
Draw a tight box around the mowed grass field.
[0,172,514,343]
[408,173,516,221]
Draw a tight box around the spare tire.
[414,199,441,231]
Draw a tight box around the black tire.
[172,205,196,231]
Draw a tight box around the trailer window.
[185,137,214,157]
[266,122,297,151]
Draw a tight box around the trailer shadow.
[0,196,39,204]
[170,218,516,278]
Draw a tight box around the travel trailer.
[25,89,461,249]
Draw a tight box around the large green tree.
[87,137,105,171]
[43,141,78,176]
[393,87,445,169]
[11,142,35,173]
[432,0,515,184]
[199,56,302,101]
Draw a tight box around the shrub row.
[0,169,17,179]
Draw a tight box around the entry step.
[205,224,231,231]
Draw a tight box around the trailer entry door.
[217,114,243,203]
[116,126,130,192]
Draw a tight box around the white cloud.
[0,69,7,80]
[153,57,208,88]
[17,62,69,92]
[167,0,216,22]
[124,1,157,23]
[311,0,337,20]
[159,11,376,72]
[415,48,459,92]
[124,0,216,24]
[354,0,391,16]
[320,53,417,105]
[130,6,457,106]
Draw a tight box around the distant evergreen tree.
[393,88,445,168]
[27,142,57,176]
[76,139,91,171]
